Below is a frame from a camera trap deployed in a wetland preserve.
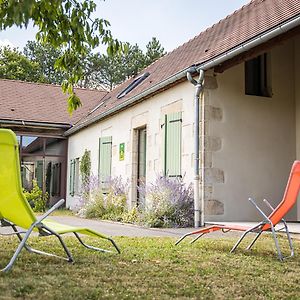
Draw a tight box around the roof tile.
[73,0,300,132]
[0,80,107,125]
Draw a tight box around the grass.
[0,235,299,299]
[36,209,74,217]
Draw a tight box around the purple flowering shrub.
[77,175,129,221]
[77,173,194,228]
[139,175,194,228]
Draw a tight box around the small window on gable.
[245,53,272,97]
[117,72,150,99]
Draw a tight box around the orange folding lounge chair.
[176,161,300,261]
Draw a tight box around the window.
[35,160,44,189]
[117,72,150,99]
[99,136,112,185]
[51,163,61,196]
[69,158,80,196]
[245,53,271,97]
[162,112,182,177]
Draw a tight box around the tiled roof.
[0,79,107,125]
[70,0,300,134]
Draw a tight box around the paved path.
[1,215,300,239]
[49,216,239,238]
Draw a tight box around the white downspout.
[200,89,205,227]
[187,67,205,228]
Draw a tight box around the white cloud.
[0,39,14,48]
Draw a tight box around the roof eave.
[0,119,72,130]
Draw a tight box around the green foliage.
[138,176,194,228]
[121,206,139,224]
[24,40,64,84]
[0,0,124,112]
[79,149,91,185]
[0,46,45,82]
[145,37,166,65]
[81,188,128,221]
[81,38,166,90]
[79,175,192,228]
[23,180,48,212]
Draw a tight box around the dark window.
[245,53,271,97]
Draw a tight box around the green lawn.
[0,235,299,299]
[36,209,74,217]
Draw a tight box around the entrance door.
[137,127,147,206]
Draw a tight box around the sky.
[0,0,249,53]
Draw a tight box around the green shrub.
[23,180,48,212]
[78,176,128,221]
[122,207,140,224]
[138,175,194,228]
[78,175,193,228]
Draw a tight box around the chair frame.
[0,199,120,272]
[175,198,294,261]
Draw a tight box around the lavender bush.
[77,174,194,228]
[77,175,129,221]
[139,175,194,228]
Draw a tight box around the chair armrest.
[263,199,275,211]
[37,199,65,223]
[263,199,287,225]
[248,198,270,221]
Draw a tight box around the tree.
[0,46,45,82]
[145,37,166,66]
[0,0,123,112]
[81,38,166,90]
[24,41,64,85]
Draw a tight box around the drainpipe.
[187,67,205,228]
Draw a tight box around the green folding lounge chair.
[0,129,120,272]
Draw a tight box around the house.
[65,0,300,224]
[0,79,107,205]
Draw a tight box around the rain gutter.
[65,13,300,137]
[0,119,71,130]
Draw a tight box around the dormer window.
[117,72,150,99]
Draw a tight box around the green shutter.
[138,128,147,179]
[161,115,167,176]
[36,160,43,189]
[165,112,182,177]
[99,136,112,184]
[69,159,75,196]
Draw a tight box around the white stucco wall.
[67,81,195,209]
[208,37,297,221]
[295,35,300,219]
[67,34,300,223]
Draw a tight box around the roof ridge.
[0,78,107,93]
[159,0,253,60]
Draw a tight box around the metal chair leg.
[230,223,263,253]
[270,224,283,261]
[230,230,250,253]
[190,233,205,244]
[41,225,74,262]
[74,232,120,254]
[281,220,294,259]
[175,232,195,246]
[246,231,263,250]
[11,223,73,262]
[1,223,36,272]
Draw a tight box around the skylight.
[117,72,150,99]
